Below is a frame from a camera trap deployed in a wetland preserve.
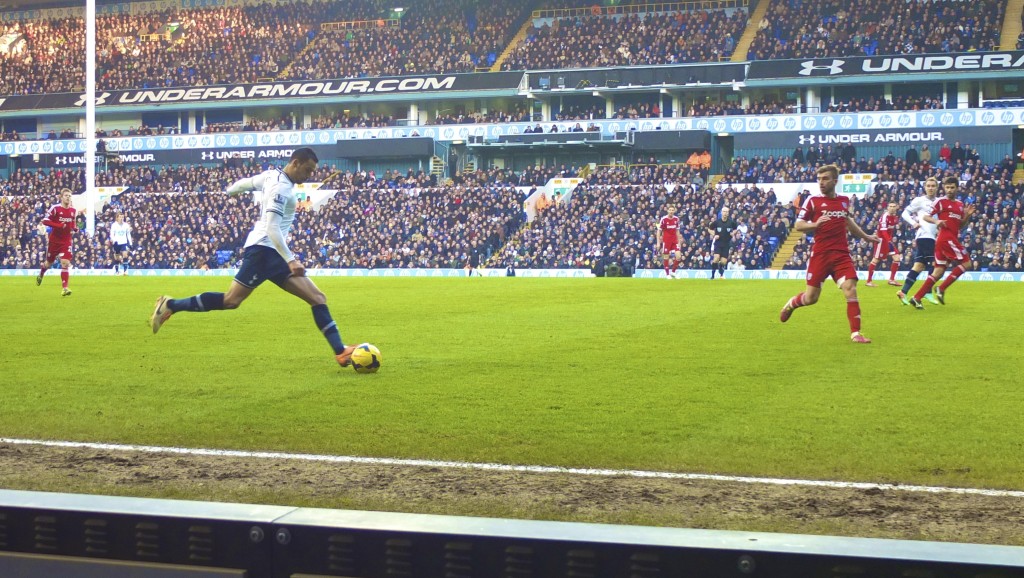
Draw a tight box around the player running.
[864,202,901,287]
[778,165,881,343]
[150,148,359,368]
[897,176,940,305]
[908,176,976,309]
[37,188,77,297]
[656,205,681,278]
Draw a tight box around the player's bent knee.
[223,298,243,310]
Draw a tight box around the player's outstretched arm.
[225,172,267,196]
[846,217,879,243]
[793,218,818,233]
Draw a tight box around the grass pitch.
[1,276,1022,491]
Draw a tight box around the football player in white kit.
[109,213,132,275]
[896,176,940,305]
[150,148,359,367]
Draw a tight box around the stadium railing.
[0,489,1021,577]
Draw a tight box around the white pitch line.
[3,437,1023,499]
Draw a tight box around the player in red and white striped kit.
[37,188,77,297]
[656,205,681,278]
[779,165,880,343]
[909,176,976,309]
[865,202,901,287]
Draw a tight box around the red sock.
[672,259,679,273]
[867,263,876,281]
[846,299,861,333]
[60,270,69,289]
[663,259,670,274]
[939,265,965,291]
[889,261,899,280]
[914,275,937,300]
[787,292,806,309]
[39,265,48,276]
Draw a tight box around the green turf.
[1,276,1021,490]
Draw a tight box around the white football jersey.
[110,221,132,245]
[901,195,938,240]
[243,169,297,256]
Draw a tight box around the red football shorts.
[872,237,896,259]
[47,244,73,263]
[934,236,969,266]
[805,250,858,288]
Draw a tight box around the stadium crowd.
[284,0,521,80]
[501,9,748,70]
[1,155,1022,273]
[749,0,1004,60]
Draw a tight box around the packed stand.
[748,0,1003,61]
[492,164,791,272]
[502,8,748,70]
[285,0,523,80]
[0,18,84,95]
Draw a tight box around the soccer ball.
[351,343,382,373]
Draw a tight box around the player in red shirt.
[37,188,77,296]
[656,205,681,278]
[909,176,976,309]
[865,202,901,287]
[779,165,881,343]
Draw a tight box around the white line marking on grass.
[3,437,1023,499]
